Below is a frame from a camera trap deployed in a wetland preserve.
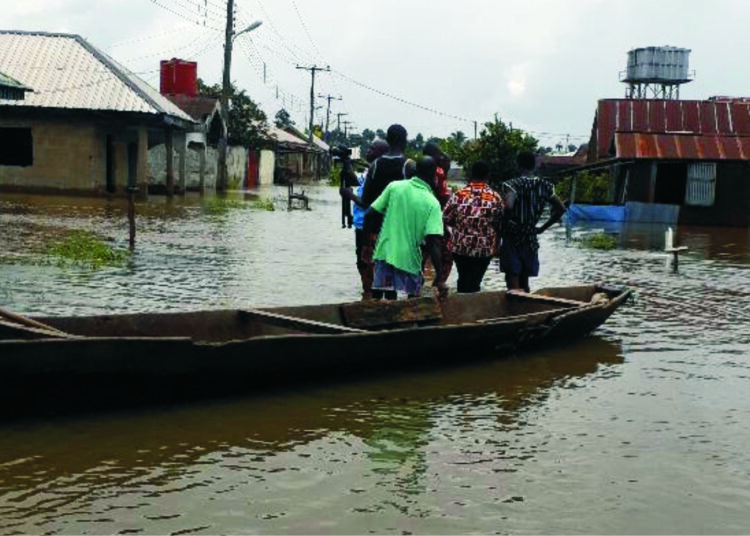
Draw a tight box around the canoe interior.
[28,285,618,342]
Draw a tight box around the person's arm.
[340,186,364,207]
[502,181,516,211]
[361,208,383,263]
[536,195,567,234]
[425,234,447,299]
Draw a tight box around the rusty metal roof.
[614,132,750,160]
[591,98,750,161]
[0,30,194,125]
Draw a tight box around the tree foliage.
[198,79,269,149]
[274,108,295,129]
[460,117,538,190]
[555,171,611,204]
[440,131,468,164]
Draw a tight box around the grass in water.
[203,196,274,215]
[46,230,130,268]
[579,232,617,250]
[251,197,275,211]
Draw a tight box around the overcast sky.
[5,0,750,148]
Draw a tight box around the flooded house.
[270,124,330,184]
[0,30,196,196]
[570,46,750,227]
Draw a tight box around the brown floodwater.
[1,186,750,534]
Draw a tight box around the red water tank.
[159,59,198,97]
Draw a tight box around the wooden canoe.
[0,284,631,414]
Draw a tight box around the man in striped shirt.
[499,151,566,293]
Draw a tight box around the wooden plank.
[340,297,442,329]
[507,291,586,307]
[477,310,556,325]
[0,319,74,340]
[1,306,70,336]
[239,309,365,334]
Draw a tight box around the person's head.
[416,156,437,185]
[517,150,537,172]
[386,124,408,151]
[403,158,417,179]
[470,160,489,181]
[423,142,450,174]
[366,139,389,163]
[422,142,442,159]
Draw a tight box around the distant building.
[271,125,330,184]
[0,70,31,100]
[0,30,196,196]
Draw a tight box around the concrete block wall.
[0,118,104,191]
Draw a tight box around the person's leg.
[505,273,521,290]
[455,255,488,293]
[454,254,468,293]
[355,229,372,299]
[499,242,522,291]
[468,256,492,292]
[518,248,539,294]
[519,273,530,293]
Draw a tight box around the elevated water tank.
[624,46,691,83]
[160,58,198,97]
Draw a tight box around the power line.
[330,68,476,124]
[289,0,323,60]
[148,0,223,31]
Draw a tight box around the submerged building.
[572,46,750,227]
[0,30,196,196]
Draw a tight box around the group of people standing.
[340,123,566,301]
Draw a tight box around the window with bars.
[684,162,716,207]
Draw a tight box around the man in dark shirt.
[360,124,407,209]
[500,151,566,293]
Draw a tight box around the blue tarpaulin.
[566,202,679,225]
[566,204,626,223]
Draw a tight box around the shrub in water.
[579,232,617,250]
[46,230,130,268]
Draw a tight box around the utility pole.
[318,93,341,135]
[342,120,353,140]
[296,64,330,145]
[217,0,235,192]
[336,112,348,132]
[219,1,262,191]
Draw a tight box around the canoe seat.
[340,297,442,330]
[239,309,365,334]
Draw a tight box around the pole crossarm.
[296,65,330,145]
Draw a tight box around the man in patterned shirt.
[442,160,504,293]
[499,151,566,293]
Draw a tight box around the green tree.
[274,108,294,129]
[358,128,376,156]
[198,78,269,149]
[407,133,425,155]
[461,116,538,190]
[440,130,468,164]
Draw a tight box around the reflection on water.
[0,338,622,535]
[2,188,750,533]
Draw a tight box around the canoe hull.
[0,285,632,415]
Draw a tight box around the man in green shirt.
[362,156,446,300]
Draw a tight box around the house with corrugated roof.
[581,98,750,226]
[272,124,330,183]
[0,30,197,196]
[0,70,31,101]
